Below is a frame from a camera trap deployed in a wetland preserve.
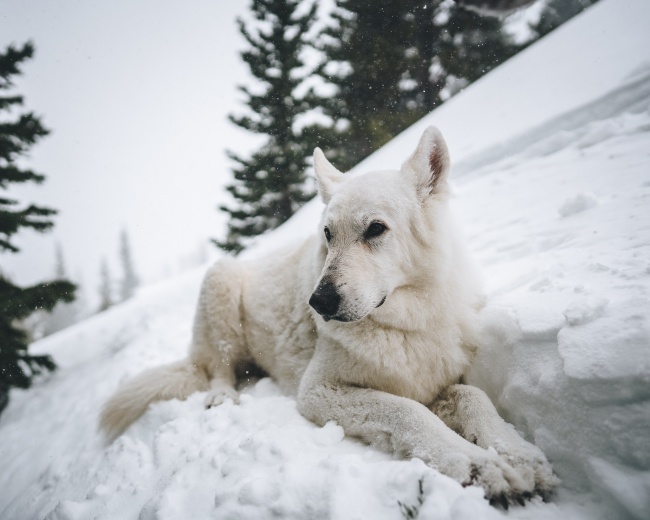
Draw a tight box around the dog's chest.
[333,325,470,404]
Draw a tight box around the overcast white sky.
[1,0,258,305]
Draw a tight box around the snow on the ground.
[2,0,649,518]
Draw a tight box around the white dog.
[101,127,558,505]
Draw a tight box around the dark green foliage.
[319,2,416,170]
[0,42,76,411]
[0,42,55,254]
[0,276,75,388]
[216,0,332,253]
[433,2,522,84]
[531,0,600,39]
[320,0,524,169]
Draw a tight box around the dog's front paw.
[204,387,239,409]
[439,448,528,506]
[493,439,560,500]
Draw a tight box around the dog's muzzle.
[309,281,341,321]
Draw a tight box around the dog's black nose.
[309,281,340,318]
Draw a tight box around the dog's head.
[309,126,451,323]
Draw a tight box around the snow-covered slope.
[1,0,649,518]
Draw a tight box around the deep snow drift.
[1,0,649,518]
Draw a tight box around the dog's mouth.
[321,296,386,322]
[322,314,353,323]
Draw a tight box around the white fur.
[100,127,558,502]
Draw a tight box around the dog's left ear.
[313,148,344,204]
[403,126,450,198]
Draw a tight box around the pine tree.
[215,0,332,253]
[42,243,79,335]
[319,0,522,169]
[119,229,139,301]
[318,1,416,171]
[429,1,523,96]
[0,42,76,414]
[531,0,599,39]
[98,259,113,312]
[55,243,66,278]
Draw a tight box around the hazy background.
[0,0,258,304]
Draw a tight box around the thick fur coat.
[101,127,557,504]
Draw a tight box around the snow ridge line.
[453,64,650,176]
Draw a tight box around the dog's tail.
[99,359,209,441]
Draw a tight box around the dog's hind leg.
[189,259,248,409]
[430,384,559,499]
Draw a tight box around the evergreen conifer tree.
[119,229,139,301]
[319,1,418,171]
[215,0,331,253]
[0,42,76,414]
[320,0,522,169]
[531,0,599,39]
[429,1,523,96]
[42,243,79,335]
[98,259,113,312]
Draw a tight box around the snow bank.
[460,103,650,520]
[1,0,649,518]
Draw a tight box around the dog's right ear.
[313,148,344,204]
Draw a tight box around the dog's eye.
[324,227,331,242]
[365,221,387,239]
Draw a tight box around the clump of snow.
[557,193,599,218]
[2,0,650,519]
[562,297,608,326]
[558,297,649,385]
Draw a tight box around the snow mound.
[2,0,650,519]
[557,193,599,218]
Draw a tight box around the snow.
[557,192,599,218]
[2,0,650,518]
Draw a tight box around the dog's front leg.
[431,384,559,498]
[298,355,526,501]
